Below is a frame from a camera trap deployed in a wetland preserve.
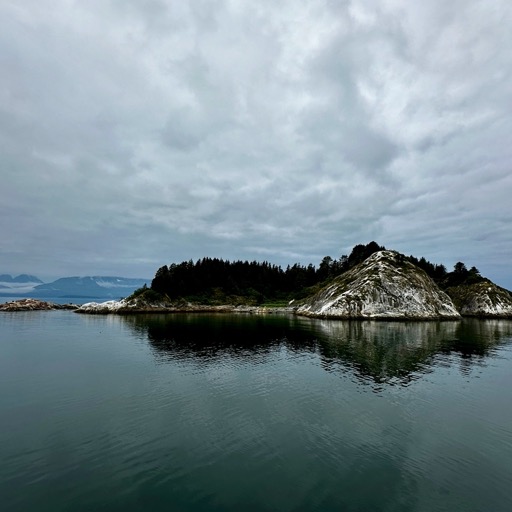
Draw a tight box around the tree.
[317,256,333,281]
[347,241,385,269]
[454,262,468,274]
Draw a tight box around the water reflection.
[121,314,512,386]
[311,318,512,385]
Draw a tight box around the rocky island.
[0,299,78,311]
[5,242,512,319]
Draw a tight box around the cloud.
[1,0,511,288]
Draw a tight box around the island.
[72,243,512,319]
[0,299,78,311]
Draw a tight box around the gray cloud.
[1,0,511,288]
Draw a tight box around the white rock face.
[297,251,460,319]
[448,282,512,317]
[77,299,129,313]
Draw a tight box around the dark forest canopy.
[149,241,384,304]
[147,242,485,305]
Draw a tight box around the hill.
[296,251,460,319]
[445,281,512,317]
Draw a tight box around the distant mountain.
[0,274,43,284]
[0,274,148,299]
[14,274,44,283]
[32,276,149,298]
[0,274,45,295]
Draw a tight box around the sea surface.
[1,311,511,512]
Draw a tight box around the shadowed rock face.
[297,251,460,319]
[446,281,512,317]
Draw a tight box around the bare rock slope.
[297,251,460,319]
[446,281,512,317]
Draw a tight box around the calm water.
[1,312,511,512]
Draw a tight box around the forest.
[146,242,484,305]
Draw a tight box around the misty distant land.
[0,275,149,300]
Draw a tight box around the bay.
[1,311,511,512]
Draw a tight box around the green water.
[1,312,511,511]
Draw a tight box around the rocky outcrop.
[75,298,294,315]
[75,299,131,313]
[0,299,78,311]
[297,251,460,319]
[446,281,512,317]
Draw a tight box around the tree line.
[148,241,483,304]
[404,255,484,287]
[150,241,386,303]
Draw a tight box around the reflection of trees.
[446,319,512,356]
[442,319,512,376]
[122,314,317,364]
[120,314,512,385]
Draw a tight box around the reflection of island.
[308,318,512,384]
[121,315,512,386]
[123,313,316,363]
[311,320,459,384]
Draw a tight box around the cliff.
[296,251,460,319]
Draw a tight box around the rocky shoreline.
[74,299,295,315]
[0,299,78,311]
[2,279,512,319]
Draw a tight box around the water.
[1,312,511,512]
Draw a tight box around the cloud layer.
[1,0,511,287]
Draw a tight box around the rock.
[75,298,295,314]
[296,251,460,319]
[76,299,142,313]
[446,281,512,317]
[0,299,78,311]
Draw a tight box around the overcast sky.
[1,0,511,287]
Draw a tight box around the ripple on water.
[1,314,512,511]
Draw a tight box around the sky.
[1,1,511,288]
